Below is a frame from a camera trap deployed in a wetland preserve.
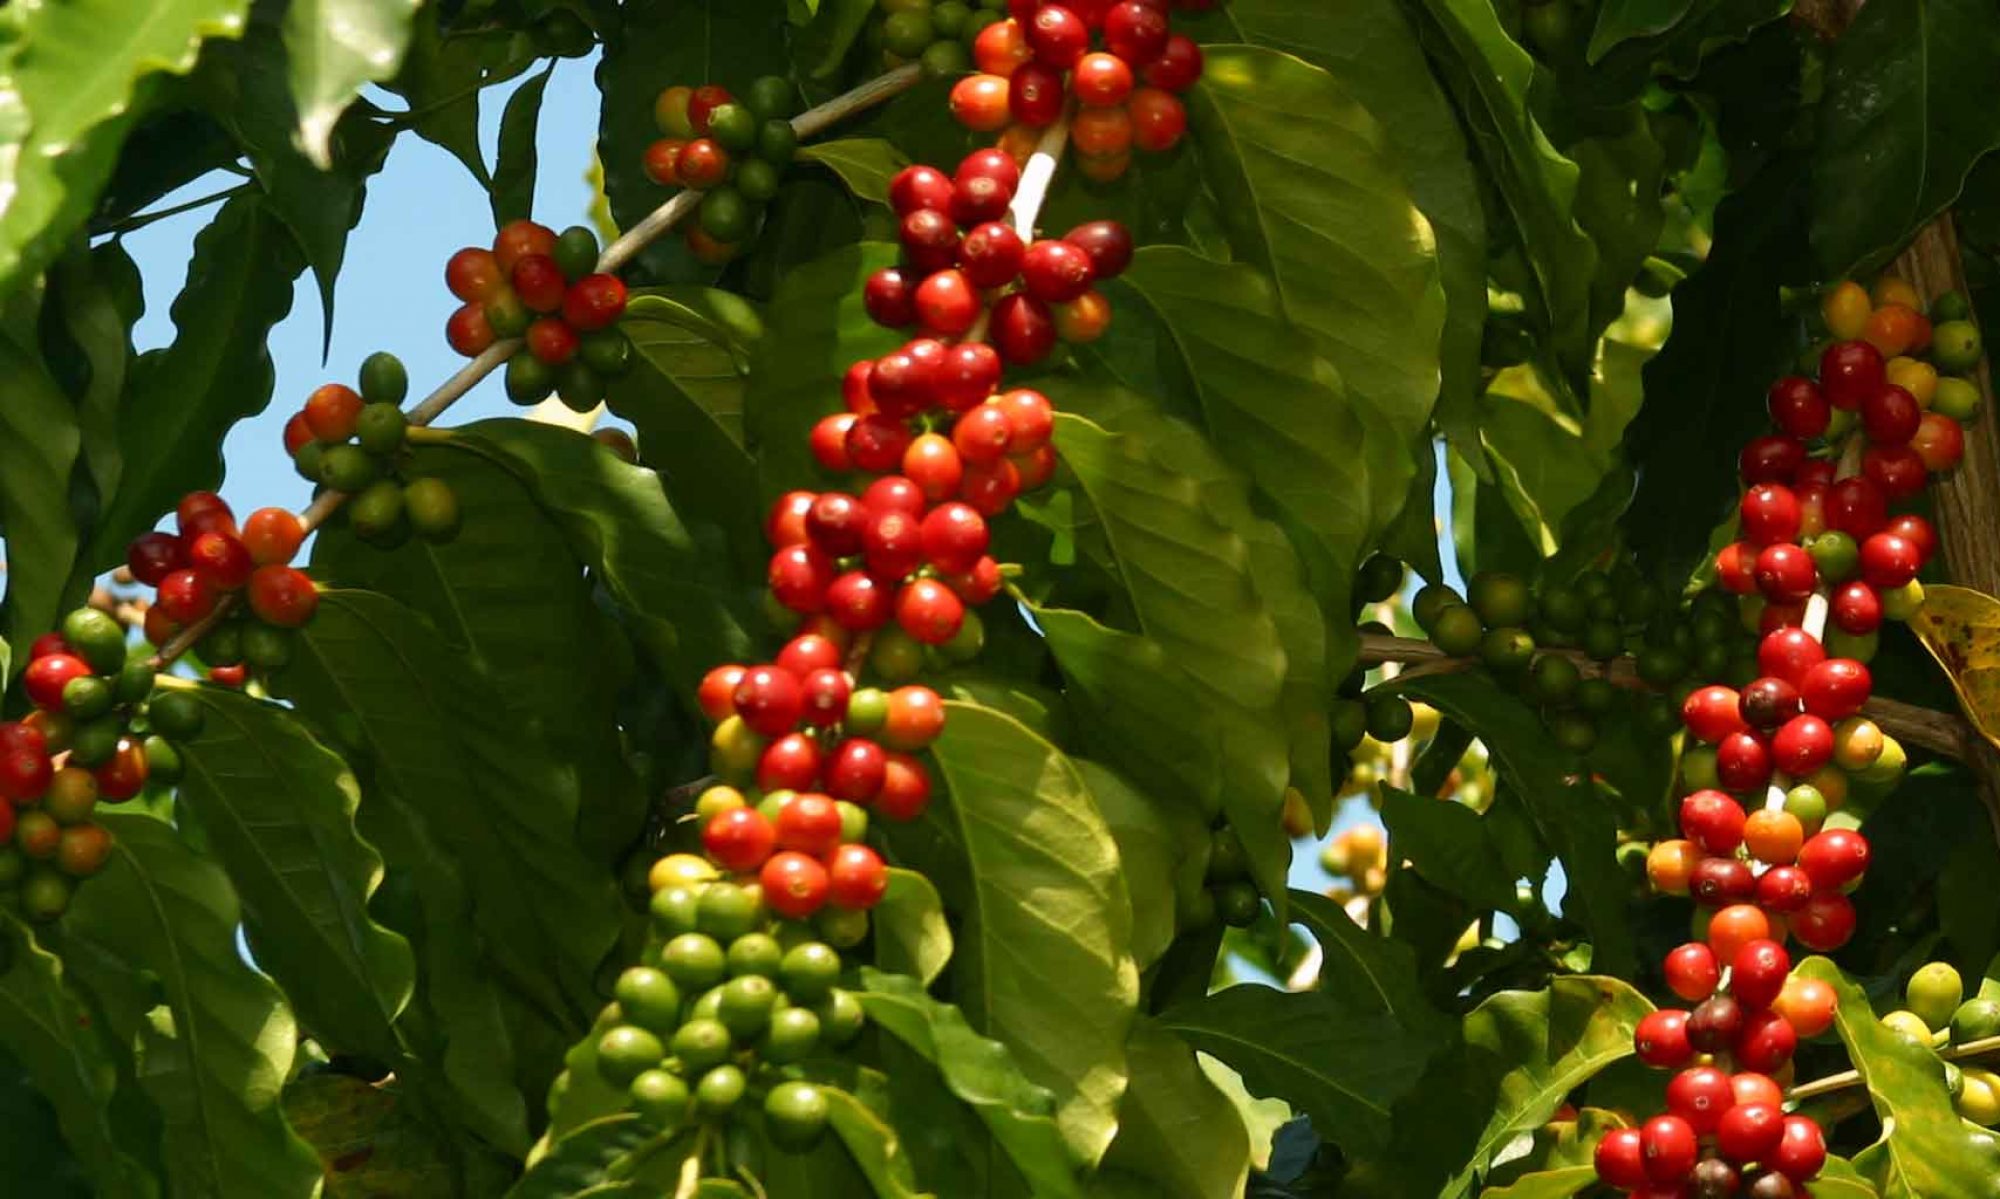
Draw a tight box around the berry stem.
[145,66,931,674]
[1353,631,1973,759]
[1786,1033,2000,1103]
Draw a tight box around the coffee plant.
[4,0,2000,1195]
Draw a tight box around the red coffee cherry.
[1716,541,1757,594]
[1103,0,1169,63]
[990,293,1056,364]
[1739,483,1802,546]
[1767,375,1829,438]
[920,502,991,574]
[1020,239,1096,302]
[1860,383,1921,445]
[775,634,844,680]
[960,457,1023,516]
[1861,443,1927,499]
[760,850,830,918]
[1758,627,1826,686]
[1770,1116,1826,1181]
[1717,1103,1786,1165]
[1738,434,1806,483]
[1913,410,1966,472]
[1820,339,1885,409]
[806,492,867,557]
[758,734,822,793]
[157,568,219,623]
[252,566,320,627]
[863,509,925,580]
[446,303,495,356]
[128,530,185,586]
[1739,676,1803,731]
[1770,714,1833,776]
[900,208,962,274]
[187,531,253,591]
[903,433,965,503]
[1663,941,1721,1002]
[526,317,579,365]
[1072,51,1135,106]
[936,342,1003,412]
[959,220,1027,289]
[861,475,927,517]
[809,414,857,472]
[1790,890,1857,950]
[1690,856,1756,907]
[1884,512,1937,561]
[1756,865,1815,913]
[774,792,844,856]
[1731,939,1791,1010]
[1687,993,1746,1054]
[1026,4,1090,67]
[825,571,894,630]
[864,267,917,328]
[1009,62,1067,127]
[770,545,836,613]
[446,247,505,301]
[846,415,916,474]
[888,165,955,215]
[827,843,890,909]
[914,269,981,337]
[1798,828,1870,893]
[1752,543,1816,602]
[304,383,365,442]
[1635,1008,1694,1067]
[876,751,934,820]
[1639,1114,1698,1184]
[767,491,816,547]
[1825,476,1887,539]
[23,654,91,711]
[704,807,777,873]
[1063,220,1135,280]
[800,668,851,727]
[511,254,567,312]
[1859,531,1922,589]
[1681,685,1747,743]
[1799,658,1870,720]
[1680,790,1747,854]
[1143,34,1203,91]
[733,665,805,737]
[896,578,966,645]
[1128,87,1188,152]
[825,739,887,802]
[1829,579,1883,634]
[883,685,948,750]
[1715,730,1772,792]
[1594,1127,1648,1189]
[949,74,1013,132]
[1666,1064,1736,1134]
[698,665,745,722]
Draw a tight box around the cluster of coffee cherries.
[695,650,931,922]
[281,352,462,547]
[443,220,632,411]
[1874,960,2000,1127]
[951,0,1201,180]
[571,852,866,1157]
[0,610,210,920]
[643,78,800,264]
[869,0,994,77]
[1406,565,1728,755]
[872,156,1129,359]
[125,492,319,682]
[1819,278,1983,426]
[1605,935,1833,1196]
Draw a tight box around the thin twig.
[1357,632,1976,760]
[145,66,927,673]
[1787,1034,2000,1103]
[98,183,255,237]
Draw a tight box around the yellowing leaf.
[1908,583,2000,750]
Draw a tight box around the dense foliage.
[2,0,2000,1196]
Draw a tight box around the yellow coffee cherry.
[1959,1068,2000,1127]
[1823,280,1872,340]
[649,852,719,893]
[1872,276,1923,312]
[1886,356,1939,408]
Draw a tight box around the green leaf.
[888,703,1137,1169]
[1481,1165,1597,1198]
[743,242,905,494]
[1798,956,2000,1197]
[1287,889,1456,1043]
[510,1113,654,1198]
[382,10,524,187]
[1113,246,1382,604]
[1099,1018,1251,1198]
[492,66,553,226]
[1401,0,1598,380]
[856,968,1080,1199]
[1190,0,1487,462]
[1814,1157,1886,1199]
[826,1085,932,1199]
[1034,409,1293,905]
[1189,45,1445,446]
[873,868,952,987]
[445,419,760,696]
[1569,112,1666,334]
[1159,984,1433,1156]
[1587,0,1697,63]
[172,687,416,1067]
[0,0,248,294]
[0,915,154,1196]
[604,290,764,573]
[197,3,392,342]
[282,0,419,167]
[271,590,621,1023]
[1387,671,1636,976]
[1813,0,2000,276]
[790,137,905,206]
[1623,162,1806,576]
[310,439,645,866]
[596,0,791,281]
[1483,1106,1630,1189]
[88,194,303,573]
[59,812,322,1197]
[283,1072,467,1198]
[1075,759,1208,971]
[1369,786,1515,910]
[46,241,133,519]
[793,0,874,83]
[1444,976,1654,1192]
[0,1063,94,1198]
[0,331,82,662]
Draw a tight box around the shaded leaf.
[794,0,875,84]
[1444,976,1654,1192]
[1037,408,1292,904]
[283,0,420,167]
[1588,0,1696,62]
[61,812,322,1197]
[799,138,908,205]
[1386,672,1636,977]
[1813,0,2000,276]
[88,194,303,573]
[283,1073,460,1198]
[174,687,415,1070]
[826,1085,932,1199]
[887,702,1137,1168]
[0,0,248,294]
[1401,0,1598,380]
[446,419,760,696]
[1190,0,1487,459]
[856,968,1079,1199]
[1098,1018,1250,1199]
[1076,758,1208,971]
[0,915,153,1196]
[510,1113,653,1198]
[1189,45,1445,445]
[0,332,82,662]
[1380,786,1519,914]
[492,66,553,226]
[873,868,952,987]
[272,590,620,1023]
[604,290,763,573]
[1799,956,2000,1197]
[742,242,904,494]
